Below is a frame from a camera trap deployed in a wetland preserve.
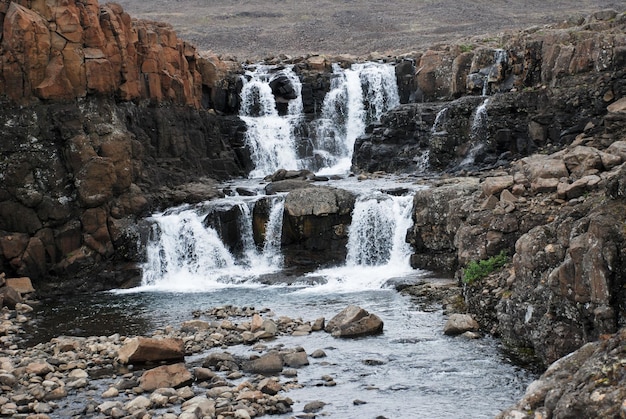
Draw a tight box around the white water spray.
[461,99,489,166]
[141,208,237,290]
[431,107,448,134]
[313,62,400,175]
[262,197,285,268]
[303,193,416,291]
[140,197,286,291]
[240,65,304,178]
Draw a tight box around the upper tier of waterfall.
[239,62,400,178]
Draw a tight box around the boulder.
[139,363,193,391]
[5,277,35,294]
[117,337,184,364]
[265,179,312,195]
[242,352,283,374]
[606,141,626,162]
[325,305,384,338]
[0,286,23,309]
[258,377,282,395]
[563,146,603,177]
[181,396,216,417]
[282,350,309,368]
[519,157,569,183]
[498,328,626,419]
[481,176,514,197]
[284,187,354,217]
[443,314,480,335]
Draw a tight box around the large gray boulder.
[325,305,384,338]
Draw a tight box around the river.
[29,61,534,418]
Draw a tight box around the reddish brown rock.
[0,0,226,105]
[0,234,30,260]
[75,158,117,208]
[5,277,35,294]
[416,50,453,100]
[2,2,51,101]
[139,363,193,391]
[0,284,23,308]
[34,52,75,100]
[117,337,185,364]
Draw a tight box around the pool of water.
[28,283,534,418]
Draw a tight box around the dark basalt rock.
[0,97,246,293]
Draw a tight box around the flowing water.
[31,60,535,418]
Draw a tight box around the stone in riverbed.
[124,395,151,412]
[303,400,326,413]
[325,305,384,338]
[242,352,283,374]
[258,377,282,395]
[5,277,35,294]
[283,350,309,368]
[181,396,216,417]
[139,363,193,391]
[443,314,480,335]
[0,286,23,309]
[26,361,55,376]
[117,337,184,364]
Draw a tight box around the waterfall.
[141,207,237,290]
[302,193,416,291]
[140,197,286,291]
[239,61,400,176]
[346,194,413,267]
[239,65,304,178]
[310,62,400,175]
[483,48,509,96]
[261,197,285,268]
[461,99,489,166]
[431,107,448,135]
[471,99,489,140]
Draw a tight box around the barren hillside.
[115,0,625,59]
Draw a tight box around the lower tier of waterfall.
[140,180,419,292]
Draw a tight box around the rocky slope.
[114,0,625,61]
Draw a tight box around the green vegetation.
[459,43,475,53]
[462,251,509,285]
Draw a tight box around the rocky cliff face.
[0,0,255,291]
[0,0,244,107]
[352,10,626,174]
[0,96,248,292]
[408,97,626,367]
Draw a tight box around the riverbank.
[0,290,533,418]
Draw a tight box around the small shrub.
[462,251,509,285]
[459,44,474,53]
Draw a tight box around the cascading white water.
[140,197,286,291]
[240,65,304,178]
[460,99,489,166]
[303,193,416,291]
[431,107,448,134]
[346,194,413,267]
[141,207,237,290]
[258,62,400,177]
[311,62,400,175]
[471,99,489,140]
[261,197,285,267]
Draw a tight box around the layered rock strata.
[352,10,626,174]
